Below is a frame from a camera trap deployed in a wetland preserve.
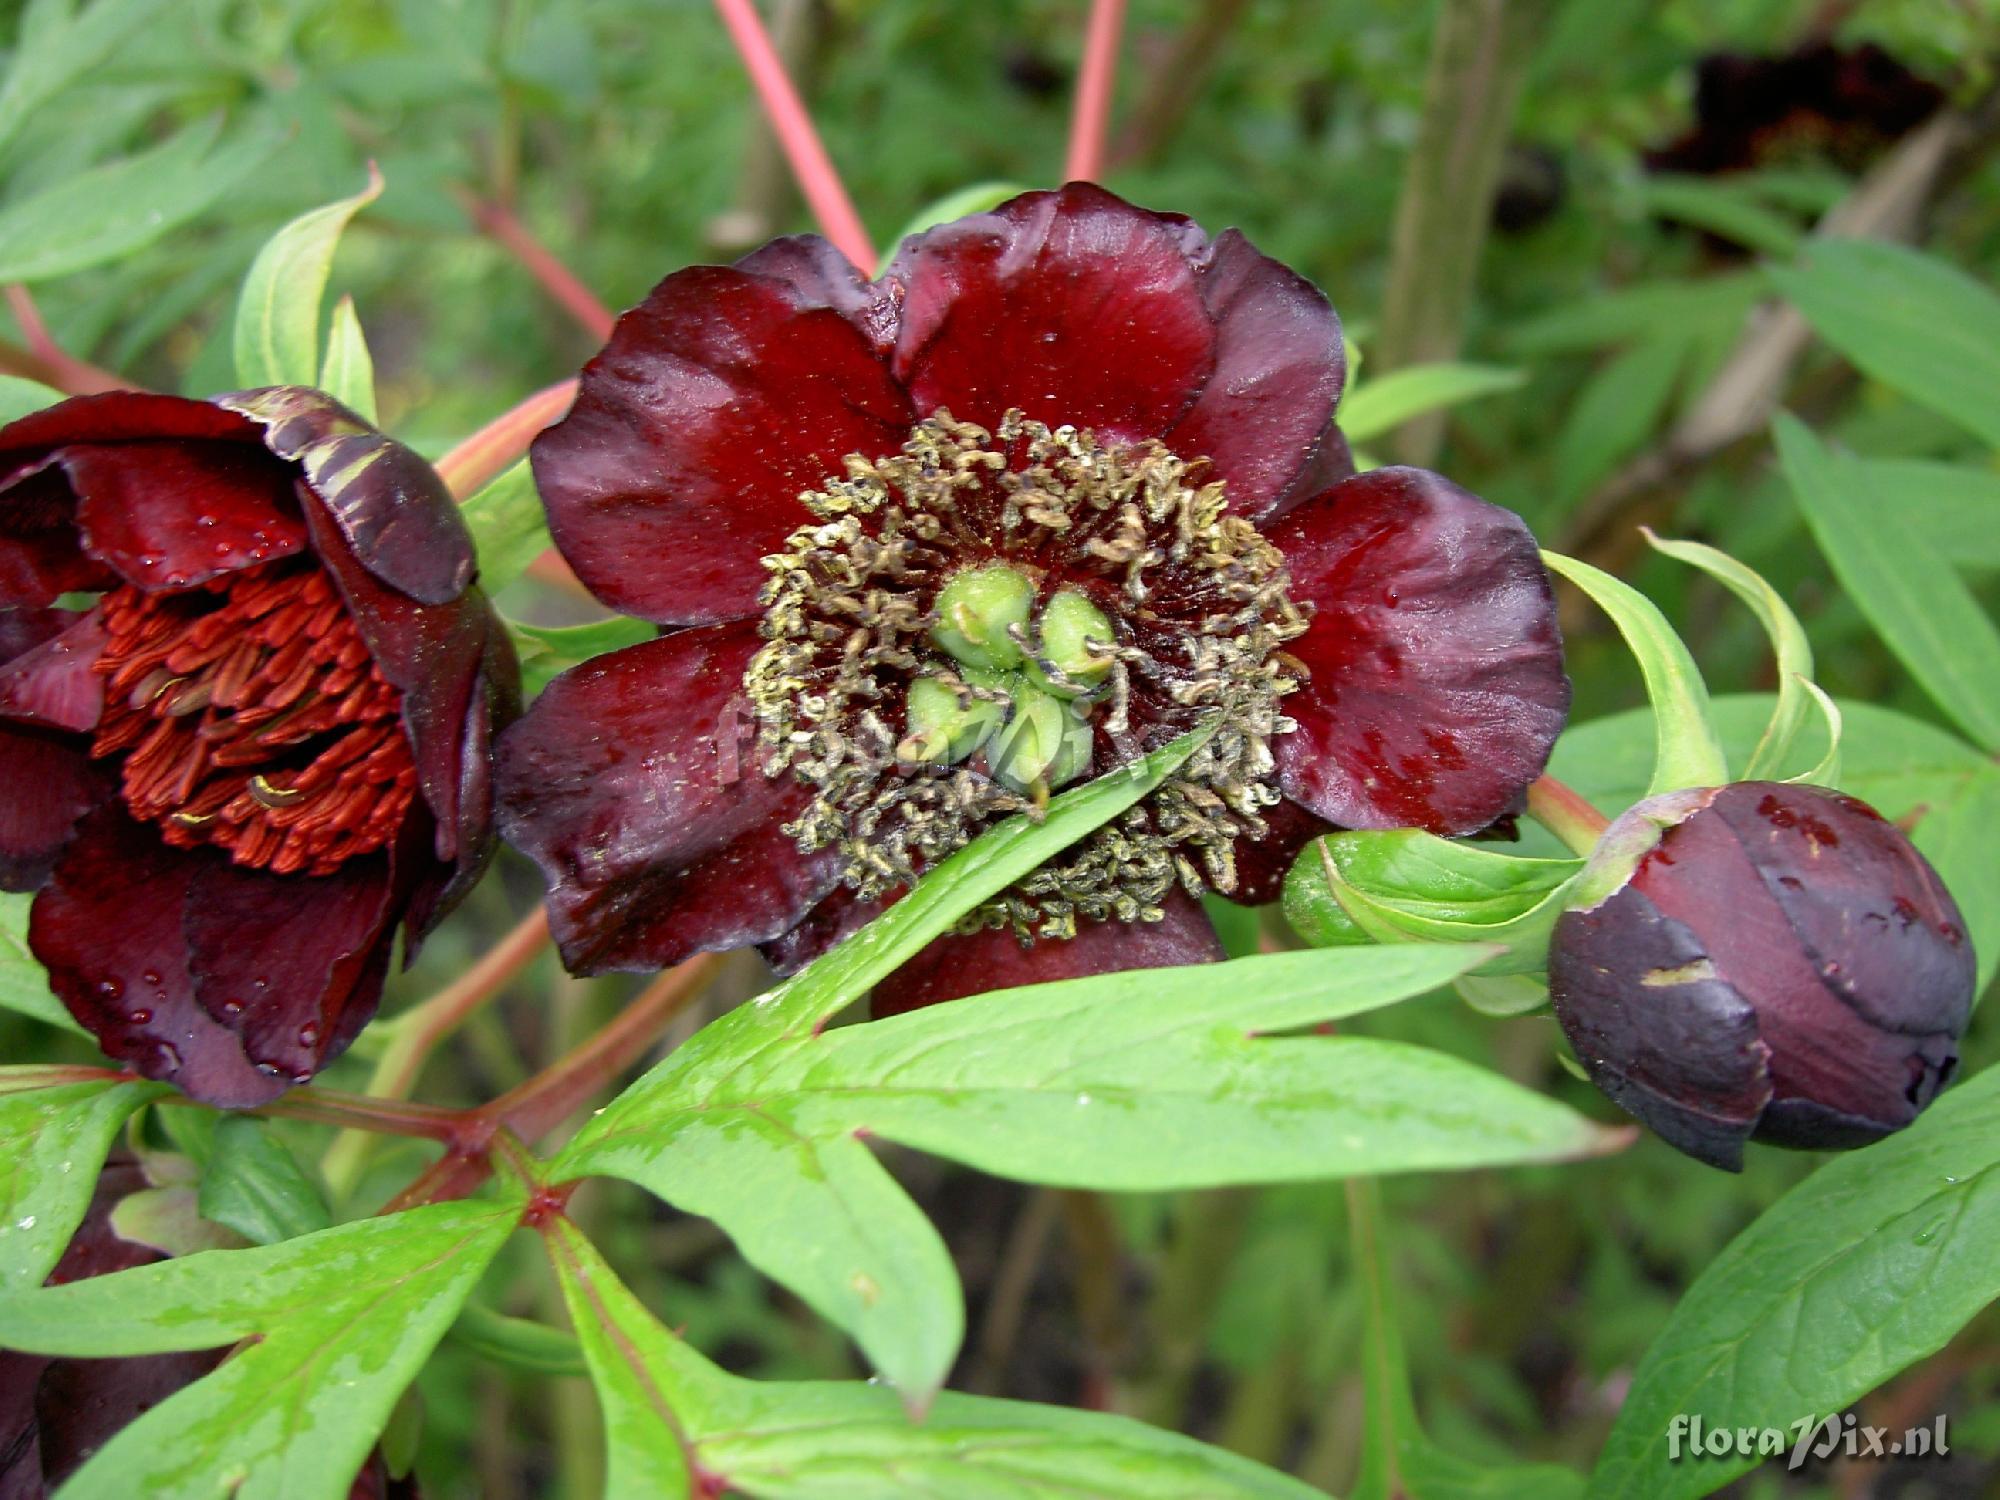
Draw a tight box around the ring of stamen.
[745,409,1307,941]
[91,560,415,877]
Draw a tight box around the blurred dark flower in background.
[1646,41,1945,178]
[500,183,1569,1012]
[1549,780,1973,1172]
[0,390,516,1106]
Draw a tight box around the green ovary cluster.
[900,567,1113,798]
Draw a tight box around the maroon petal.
[0,607,104,732]
[872,886,1226,1017]
[298,500,495,874]
[1163,229,1343,523]
[1264,418,1357,525]
[219,387,475,607]
[0,392,258,465]
[61,441,305,591]
[533,266,914,628]
[1267,467,1568,836]
[496,623,842,973]
[759,882,888,977]
[0,465,116,609]
[29,808,285,1107]
[887,183,1215,444]
[0,729,107,891]
[736,234,897,350]
[1228,797,1333,907]
[183,854,395,1083]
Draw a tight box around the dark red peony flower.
[0,388,517,1106]
[499,185,1569,1009]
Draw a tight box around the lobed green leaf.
[233,166,383,390]
[459,458,551,593]
[0,1075,162,1289]
[316,294,377,423]
[1337,363,1524,443]
[0,889,86,1033]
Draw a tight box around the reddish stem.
[381,954,724,1212]
[3,285,131,395]
[248,1086,460,1140]
[1064,0,1129,183]
[1526,774,1611,857]
[432,378,578,500]
[375,908,553,1102]
[453,188,617,343]
[712,0,875,271]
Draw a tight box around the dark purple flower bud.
[1549,782,1973,1171]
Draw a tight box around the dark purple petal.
[533,266,914,628]
[759,882,888,977]
[1263,417,1357,525]
[33,1349,223,1491]
[1228,796,1333,907]
[219,387,475,607]
[872,887,1226,1017]
[0,607,104,732]
[887,183,1215,444]
[60,440,305,591]
[29,807,285,1107]
[0,466,115,609]
[735,233,898,350]
[1163,229,1343,523]
[183,854,396,1083]
[298,500,496,874]
[1549,881,1772,1171]
[497,623,842,973]
[1267,466,1568,836]
[0,393,259,467]
[0,729,107,891]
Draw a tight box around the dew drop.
[220,998,245,1016]
[297,1023,320,1047]
[16,1215,35,1231]
[140,970,161,986]
[96,978,124,999]
[126,1008,153,1025]
[153,1043,182,1073]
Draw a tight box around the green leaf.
[0,118,273,283]
[459,458,549,592]
[1637,175,1802,258]
[1640,529,1830,781]
[876,182,1028,275]
[316,294,377,423]
[448,1298,587,1377]
[1550,694,2000,995]
[1338,363,1525,443]
[0,0,170,159]
[510,614,656,697]
[560,946,1613,1404]
[1350,1181,1585,1500]
[0,890,86,1033]
[196,1115,331,1245]
[1541,550,1728,794]
[544,1214,1328,1499]
[233,166,384,389]
[0,1194,519,1500]
[1768,238,2000,450]
[1281,830,1581,973]
[1585,1063,2000,1500]
[0,1076,163,1289]
[1858,458,2000,569]
[1552,339,1685,502]
[0,373,61,425]
[554,727,1214,1404]
[1773,412,2000,750]
[1506,274,1763,355]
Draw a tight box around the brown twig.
[3,285,130,395]
[1105,0,1249,172]
[453,187,617,343]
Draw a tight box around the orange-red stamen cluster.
[91,562,415,876]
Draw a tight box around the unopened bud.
[1549,782,1973,1171]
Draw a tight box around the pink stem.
[1064,0,1129,183]
[712,0,875,271]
